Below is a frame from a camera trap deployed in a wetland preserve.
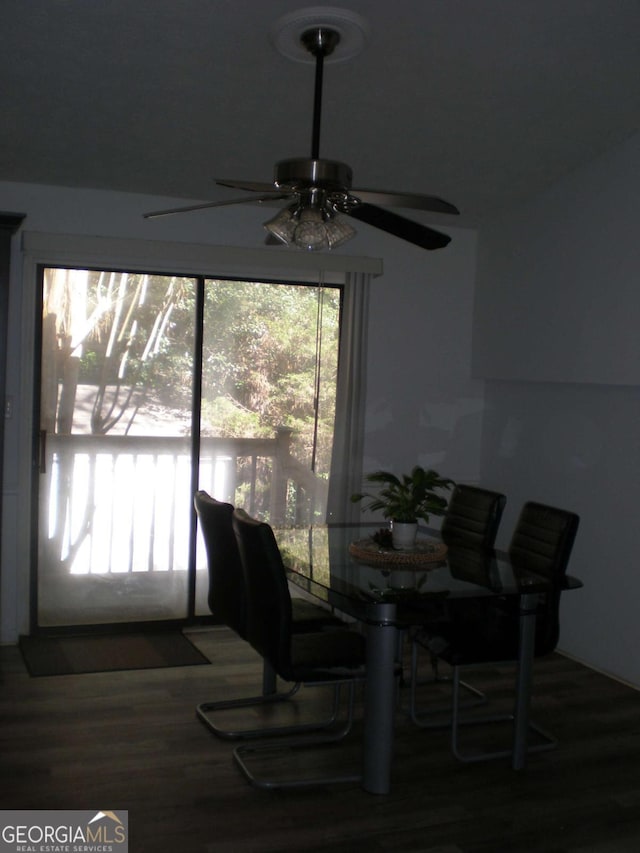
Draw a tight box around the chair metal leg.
[450,666,557,764]
[232,681,363,789]
[262,658,278,695]
[197,659,345,741]
[406,639,486,727]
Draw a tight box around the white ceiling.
[3,0,640,226]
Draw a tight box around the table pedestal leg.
[363,607,398,794]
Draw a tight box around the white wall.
[0,180,478,642]
[474,132,640,386]
[474,131,640,686]
[362,227,481,483]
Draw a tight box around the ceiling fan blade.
[216,178,282,193]
[343,203,452,250]
[143,193,290,219]
[348,189,459,216]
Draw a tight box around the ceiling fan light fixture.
[263,206,298,245]
[293,206,329,251]
[263,202,356,251]
[322,212,356,249]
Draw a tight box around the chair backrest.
[441,484,506,549]
[508,501,579,581]
[508,501,580,654]
[232,508,294,677]
[447,545,503,592]
[193,490,247,639]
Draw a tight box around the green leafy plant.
[351,466,454,524]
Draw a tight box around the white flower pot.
[390,520,418,551]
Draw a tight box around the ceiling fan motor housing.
[274,158,353,193]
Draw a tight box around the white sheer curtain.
[326,269,371,522]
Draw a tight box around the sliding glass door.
[37,267,198,627]
[194,278,341,614]
[35,267,342,629]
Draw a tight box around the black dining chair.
[407,484,506,720]
[193,490,344,740]
[440,484,507,549]
[421,500,580,763]
[231,507,367,789]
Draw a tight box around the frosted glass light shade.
[264,205,356,251]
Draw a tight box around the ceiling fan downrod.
[300,27,340,160]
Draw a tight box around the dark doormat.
[19,631,211,676]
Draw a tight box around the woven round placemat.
[348,537,448,568]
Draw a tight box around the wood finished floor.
[2,627,640,853]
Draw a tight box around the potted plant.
[351,465,454,550]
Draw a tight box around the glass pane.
[38,268,197,626]
[196,278,340,526]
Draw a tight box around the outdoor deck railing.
[42,429,328,576]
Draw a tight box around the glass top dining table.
[278,523,581,795]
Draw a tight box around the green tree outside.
[44,269,341,478]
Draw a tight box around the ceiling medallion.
[270,6,370,63]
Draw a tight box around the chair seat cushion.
[287,629,366,681]
[427,602,520,666]
[416,591,561,666]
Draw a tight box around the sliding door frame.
[15,232,381,637]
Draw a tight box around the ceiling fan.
[144,26,459,252]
